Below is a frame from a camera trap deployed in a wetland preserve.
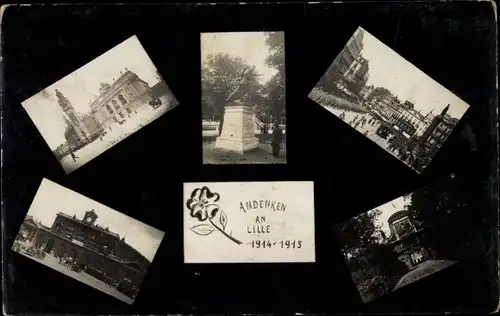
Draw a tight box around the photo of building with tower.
[308,27,469,173]
[11,178,165,304]
[336,176,482,303]
[21,35,178,174]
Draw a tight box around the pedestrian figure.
[70,151,78,162]
[271,120,283,158]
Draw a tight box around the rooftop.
[89,69,138,110]
[56,211,120,239]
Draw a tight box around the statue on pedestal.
[226,66,255,104]
[215,66,260,153]
[218,66,255,136]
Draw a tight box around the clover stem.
[208,218,242,245]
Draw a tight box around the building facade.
[342,56,370,95]
[55,70,156,155]
[320,28,370,96]
[427,114,459,156]
[335,28,364,79]
[18,210,151,295]
[387,210,430,269]
[390,104,429,138]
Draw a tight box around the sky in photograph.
[370,194,410,237]
[24,179,164,262]
[358,27,470,119]
[22,35,161,150]
[201,32,279,85]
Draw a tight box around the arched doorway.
[44,238,55,253]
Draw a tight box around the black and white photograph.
[11,178,165,305]
[22,35,178,174]
[336,174,484,303]
[309,27,470,173]
[201,32,286,164]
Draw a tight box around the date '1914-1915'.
[249,240,302,249]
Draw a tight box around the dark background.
[1,2,497,314]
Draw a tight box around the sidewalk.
[393,260,457,290]
[203,142,287,164]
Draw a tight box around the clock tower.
[83,209,98,225]
[55,89,88,141]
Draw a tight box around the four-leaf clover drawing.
[186,186,242,245]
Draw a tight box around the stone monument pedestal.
[215,103,259,154]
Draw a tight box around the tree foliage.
[201,32,286,123]
[263,31,286,121]
[368,87,392,100]
[337,209,382,257]
[354,242,408,300]
[407,176,474,259]
[201,53,263,120]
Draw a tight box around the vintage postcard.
[336,176,480,303]
[201,32,287,164]
[22,35,178,174]
[183,181,314,263]
[11,178,165,305]
[309,27,469,173]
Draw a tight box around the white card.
[183,181,315,263]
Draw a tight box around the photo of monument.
[201,32,286,164]
[308,27,470,173]
[11,178,165,304]
[22,35,178,174]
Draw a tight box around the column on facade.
[117,89,134,116]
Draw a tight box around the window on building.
[119,112,125,119]
[106,104,114,114]
[393,217,415,239]
[112,99,120,110]
[118,94,127,105]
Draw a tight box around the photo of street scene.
[309,27,469,173]
[201,32,286,164]
[22,35,178,174]
[336,174,483,303]
[11,178,165,304]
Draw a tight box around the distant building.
[359,85,375,100]
[386,210,429,269]
[376,93,400,119]
[56,69,156,152]
[391,105,429,137]
[416,105,457,154]
[427,113,459,155]
[53,142,71,160]
[19,210,150,297]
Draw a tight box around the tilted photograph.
[22,35,178,174]
[336,175,485,303]
[309,27,469,173]
[201,31,286,164]
[11,179,165,305]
